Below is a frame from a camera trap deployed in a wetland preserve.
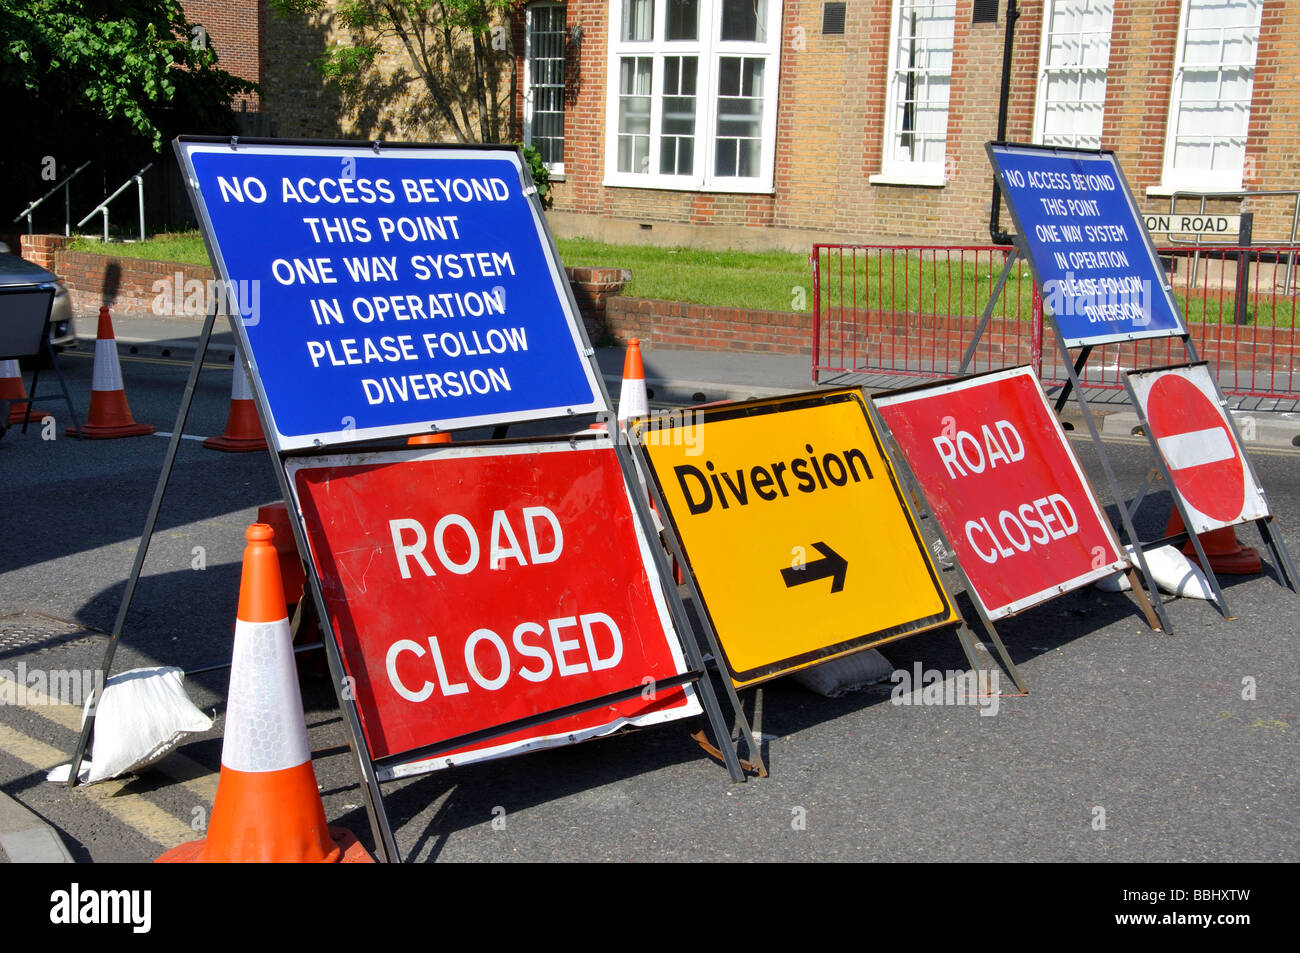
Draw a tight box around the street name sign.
[1144,213,1241,237]
[988,143,1187,347]
[287,436,700,778]
[1124,363,1270,534]
[876,367,1129,620]
[631,390,958,689]
[175,138,605,449]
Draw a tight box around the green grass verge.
[554,237,812,312]
[63,231,1293,326]
[69,232,211,266]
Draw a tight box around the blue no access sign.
[175,139,605,449]
[987,144,1186,347]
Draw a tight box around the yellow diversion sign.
[631,389,958,688]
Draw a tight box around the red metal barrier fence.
[812,244,1300,400]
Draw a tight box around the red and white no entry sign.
[1125,364,1269,532]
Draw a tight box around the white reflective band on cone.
[232,362,254,402]
[618,380,648,424]
[92,338,124,392]
[221,617,311,772]
[0,359,19,378]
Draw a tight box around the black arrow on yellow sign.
[781,542,848,593]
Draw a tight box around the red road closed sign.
[875,366,1129,620]
[287,437,699,778]
[1125,363,1269,533]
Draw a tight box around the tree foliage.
[1,0,256,231]
[270,0,518,145]
[1,0,256,152]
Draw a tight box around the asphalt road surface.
[1,347,1297,872]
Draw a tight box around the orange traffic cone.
[204,348,266,452]
[408,431,452,446]
[156,523,372,863]
[617,338,649,429]
[0,360,51,425]
[1164,507,1261,575]
[66,306,154,439]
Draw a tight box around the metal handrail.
[11,160,93,236]
[76,163,153,243]
[1166,188,1300,290]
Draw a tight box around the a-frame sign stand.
[973,141,1298,629]
[956,245,1168,634]
[67,138,759,863]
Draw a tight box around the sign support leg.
[614,439,756,782]
[1255,518,1299,592]
[871,400,1029,694]
[1052,331,1173,633]
[958,251,1019,375]
[22,337,82,437]
[67,307,218,785]
[1053,345,1093,414]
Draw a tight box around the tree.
[1,0,256,231]
[1,0,256,151]
[270,0,517,146]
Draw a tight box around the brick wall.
[184,0,264,111]
[524,1,1300,249]
[52,249,216,316]
[605,298,812,355]
[19,234,66,274]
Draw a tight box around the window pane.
[618,57,653,173]
[1170,0,1261,178]
[1037,0,1112,149]
[715,56,763,177]
[622,0,654,41]
[890,1,956,166]
[667,0,699,40]
[721,0,767,42]
[660,55,697,174]
[527,4,567,168]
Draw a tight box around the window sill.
[868,173,947,188]
[1146,184,1246,199]
[601,177,775,195]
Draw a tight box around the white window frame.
[1032,0,1114,149]
[1158,0,1261,194]
[871,0,956,188]
[603,0,783,193]
[524,2,568,177]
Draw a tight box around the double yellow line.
[0,676,217,852]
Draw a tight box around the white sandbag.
[46,666,212,784]
[1095,545,1213,600]
[792,649,894,697]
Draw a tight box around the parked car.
[0,241,75,356]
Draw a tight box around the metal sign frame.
[970,141,1297,632]
[173,136,607,450]
[1122,361,1298,615]
[874,365,1137,621]
[986,142,1187,348]
[627,389,997,690]
[69,138,758,863]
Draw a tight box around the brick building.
[513,0,1299,249]
[180,1,1297,251]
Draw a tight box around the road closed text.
[932,419,1080,563]
[383,506,626,699]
